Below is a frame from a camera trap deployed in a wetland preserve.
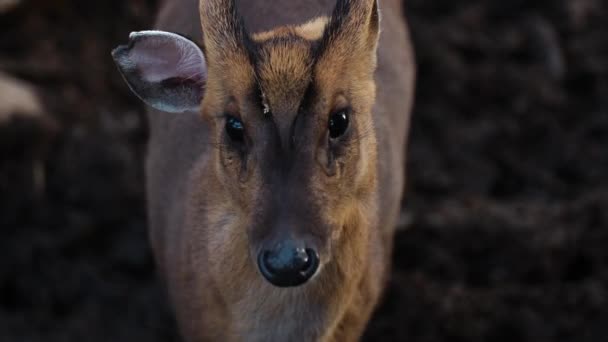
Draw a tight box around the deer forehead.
[253,17,329,42]
[255,39,313,115]
[207,14,368,124]
[249,17,330,115]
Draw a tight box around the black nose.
[257,242,319,287]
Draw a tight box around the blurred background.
[1,0,607,341]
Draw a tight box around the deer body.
[113,0,414,340]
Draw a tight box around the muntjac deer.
[112,0,414,340]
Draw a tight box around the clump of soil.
[0,0,606,341]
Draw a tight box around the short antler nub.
[314,0,380,61]
[199,0,250,61]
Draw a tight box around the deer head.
[112,0,381,290]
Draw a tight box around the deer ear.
[112,31,207,113]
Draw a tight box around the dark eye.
[328,110,349,139]
[226,115,244,142]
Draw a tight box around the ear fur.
[112,30,207,113]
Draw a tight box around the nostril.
[257,246,320,287]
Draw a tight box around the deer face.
[113,0,381,289]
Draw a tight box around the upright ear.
[112,31,207,113]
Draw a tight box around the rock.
[0,72,58,160]
[0,71,44,125]
[0,0,21,14]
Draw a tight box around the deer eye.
[226,115,244,142]
[328,110,349,139]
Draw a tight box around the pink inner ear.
[128,31,206,84]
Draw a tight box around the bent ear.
[112,31,207,113]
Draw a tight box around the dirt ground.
[1,0,607,341]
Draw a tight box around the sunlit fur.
[147,0,415,341]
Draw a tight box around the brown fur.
[146,0,415,341]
